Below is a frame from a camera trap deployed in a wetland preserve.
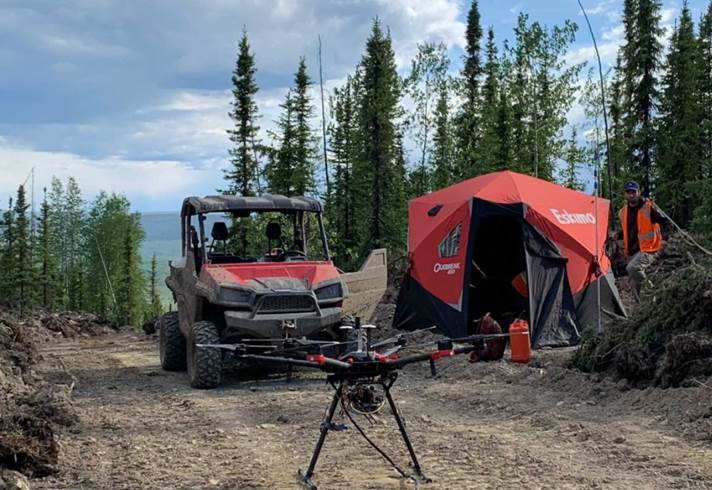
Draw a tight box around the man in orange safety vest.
[616,181,667,299]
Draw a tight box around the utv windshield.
[183,209,330,267]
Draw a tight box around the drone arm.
[387,344,481,369]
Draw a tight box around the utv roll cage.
[180,195,331,267]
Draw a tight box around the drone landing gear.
[297,372,429,490]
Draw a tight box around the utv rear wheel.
[187,321,222,389]
[159,312,186,371]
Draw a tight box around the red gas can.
[509,319,531,364]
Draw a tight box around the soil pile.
[572,234,712,388]
[0,309,76,478]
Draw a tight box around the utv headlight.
[315,283,342,301]
[220,287,252,304]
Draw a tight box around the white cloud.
[581,0,617,16]
[565,39,621,67]
[0,140,222,210]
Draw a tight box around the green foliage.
[326,76,359,269]
[431,86,456,190]
[571,238,712,387]
[266,58,319,196]
[559,127,585,191]
[0,178,153,325]
[404,42,450,194]
[224,29,261,198]
[454,0,484,180]
[147,253,163,319]
[352,19,406,258]
[657,3,704,227]
[619,0,664,196]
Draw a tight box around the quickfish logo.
[433,262,461,275]
[550,208,596,225]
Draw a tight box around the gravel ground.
[31,331,712,490]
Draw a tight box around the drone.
[199,318,519,489]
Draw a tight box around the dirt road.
[33,331,712,489]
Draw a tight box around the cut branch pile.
[571,234,712,387]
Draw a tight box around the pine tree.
[353,19,405,256]
[658,3,703,226]
[267,58,318,196]
[431,86,455,190]
[455,0,483,179]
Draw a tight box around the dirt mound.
[572,234,712,388]
[0,309,77,477]
[23,311,121,338]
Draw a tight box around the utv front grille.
[257,295,316,313]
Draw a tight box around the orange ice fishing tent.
[394,171,626,347]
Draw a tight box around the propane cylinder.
[509,319,531,364]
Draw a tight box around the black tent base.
[297,371,430,489]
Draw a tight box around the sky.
[0,0,709,213]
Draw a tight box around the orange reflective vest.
[618,200,662,256]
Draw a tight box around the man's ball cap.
[624,180,640,191]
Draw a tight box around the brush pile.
[0,309,77,478]
[23,311,120,338]
[572,233,712,388]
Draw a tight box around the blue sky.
[0,0,708,212]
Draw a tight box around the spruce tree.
[0,198,14,309]
[621,0,663,196]
[38,187,60,309]
[12,186,33,314]
[658,3,703,226]
[431,86,455,190]
[267,58,318,196]
[354,19,405,256]
[148,253,162,319]
[494,54,513,171]
[559,128,585,191]
[328,75,360,269]
[695,3,712,235]
[64,177,85,310]
[700,3,712,176]
[225,30,261,255]
[478,28,500,174]
[455,0,483,179]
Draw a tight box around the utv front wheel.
[187,321,222,389]
[159,312,186,371]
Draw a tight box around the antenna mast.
[318,35,330,198]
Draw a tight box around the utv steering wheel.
[283,249,308,261]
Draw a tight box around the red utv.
[159,195,386,388]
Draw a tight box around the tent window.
[438,223,461,257]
